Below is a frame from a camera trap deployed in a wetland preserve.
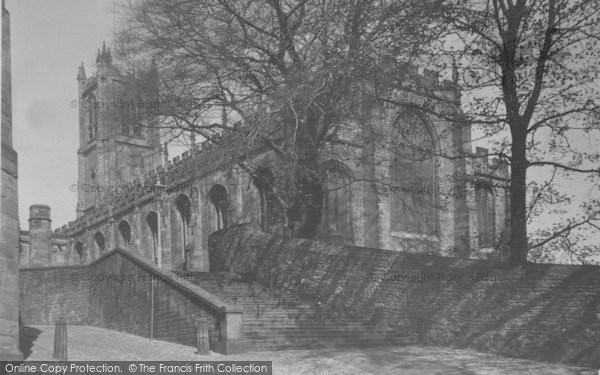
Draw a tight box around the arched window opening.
[175,195,191,224]
[390,112,437,234]
[74,241,86,265]
[132,96,144,137]
[118,220,132,247]
[252,167,282,231]
[133,122,143,137]
[94,231,105,255]
[323,161,353,241]
[175,195,191,268]
[87,93,99,141]
[121,121,130,136]
[476,181,496,248]
[208,184,228,230]
[146,212,159,265]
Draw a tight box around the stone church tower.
[0,0,22,359]
[18,42,509,271]
[76,43,161,216]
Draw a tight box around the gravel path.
[22,325,596,375]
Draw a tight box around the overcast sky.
[9,0,115,227]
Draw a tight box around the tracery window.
[390,112,437,234]
[323,161,353,241]
[208,184,228,230]
[87,94,99,141]
[476,181,495,247]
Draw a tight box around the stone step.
[241,321,370,328]
[237,309,338,315]
[242,316,371,322]
[240,317,364,325]
[218,302,315,308]
[243,326,376,332]
[243,329,396,338]
[243,336,415,351]
[176,271,395,350]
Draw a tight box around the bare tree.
[115,0,446,238]
[432,0,600,264]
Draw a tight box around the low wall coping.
[98,248,242,315]
[22,249,242,315]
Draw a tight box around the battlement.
[57,129,245,235]
[382,62,459,93]
[58,63,458,236]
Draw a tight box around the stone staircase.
[175,271,411,351]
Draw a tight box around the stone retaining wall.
[20,249,243,354]
[209,225,600,368]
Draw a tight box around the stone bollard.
[53,317,68,361]
[197,317,209,355]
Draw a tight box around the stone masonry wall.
[20,266,90,325]
[20,249,239,352]
[87,250,221,348]
[209,225,600,368]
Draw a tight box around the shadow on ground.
[20,325,42,359]
[305,345,596,375]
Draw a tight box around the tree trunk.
[296,176,324,238]
[287,114,325,239]
[509,127,528,265]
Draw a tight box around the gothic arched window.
[74,241,86,265]
[146,211,159,265]
[476,181,495,247]
[208,184,228,230]
[121,121,130,136]
[118,220,132,247]
[323,161,353,241]
[133,122,143,137]
[253,167,282,231]
[87,94,99,141]
[94,231,105,255]
[390,111,437,234]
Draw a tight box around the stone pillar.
[0,1,22,359]
[134,207,142,254]
[0,146,20,359]
[191,187,207,271]
[159,197,171,270]
[362,121,380,248]
[451,114,471,254]
[28,205,52,267]
[107,218,115,251]
[156,208,162,268]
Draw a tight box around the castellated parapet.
[19,44,510,271]
[20,206,74,268]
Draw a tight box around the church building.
[19,43,510,270]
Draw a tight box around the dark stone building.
[19,44,510,271]
[0,0,22,360]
